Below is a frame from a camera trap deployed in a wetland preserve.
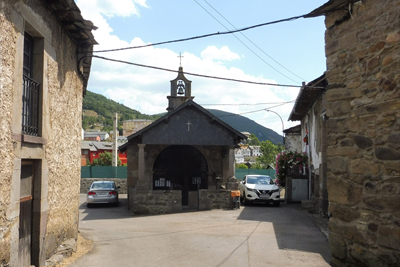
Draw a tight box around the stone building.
[122,119,154,136]
[120,67,246,215]
[283,125,302,152]
[0,1,96,266]
[307,0,400,266]
[288,74,328,214]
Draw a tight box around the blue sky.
[76,0,328,136]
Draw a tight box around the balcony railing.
[22,75,40,136]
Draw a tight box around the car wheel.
[273,201,280,207]
[113,201,119,207]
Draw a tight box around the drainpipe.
[307,118,312,200]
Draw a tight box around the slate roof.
[288,73,327,121]
[283,125,301,134]
[81,141,125,151]
[120,99,247,151]
[305,0,361,18]
[44,0,98,94]
[81,141,97,151]
[91,141,114,150]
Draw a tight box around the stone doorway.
[153,145,208,206]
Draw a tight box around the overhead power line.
[216,103,292,118]
[84,55,326,88]
[200,101,294,106]
[194,0,305,83]
[92,14,306,53]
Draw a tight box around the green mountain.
[207,109,283,144]
[82,91,160,133]
[83,90,283,144]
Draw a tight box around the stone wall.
[129,188,231,215]
[0,1,92,266]
[81,178,128,193]
[323,0,400,266]
[206,190,231,210]
[285,134,302,153]
[129,189,182,215]
[198,189,231,210]
[0,4,19,265]
[302,93,328,215]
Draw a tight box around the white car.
[239,175,280,206]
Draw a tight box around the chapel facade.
[121,67,245,214]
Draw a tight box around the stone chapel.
[120,67,246,214]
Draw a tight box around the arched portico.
[153,145,208,205]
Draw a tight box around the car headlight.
[246,187,257,193]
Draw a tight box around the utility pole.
[112,113,118,167]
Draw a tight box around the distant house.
[288,73,327,214]
[122,119,153,136]
[0,1,96,266]
[283,125,302,153]
[249,146,262,157]
[81,141,127,165]
[84,132,101,141]
[84,131,109,141]
[81,141,97,166]
[241,147,251,158]
[235,154,245,164]
[241,132,251,138]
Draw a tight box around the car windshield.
[246,176,273,185]
[91,182,114,189]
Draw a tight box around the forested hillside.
[207,109,283,144]
[82,91,160,133]
[82,91,283,144]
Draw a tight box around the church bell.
[177,80,185,95]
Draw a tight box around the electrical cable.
[193,0,300,84]
[92,14,306,53]
[200,101,294,106]
[216,103,291,118]
[200,0,306,81]
[83,55,325,89]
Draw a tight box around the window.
[22,32,40,136]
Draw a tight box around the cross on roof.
[178,52,184,66]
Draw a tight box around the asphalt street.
[72,193,331,267]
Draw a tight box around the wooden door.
[19,161,34,267]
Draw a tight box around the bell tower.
[167,66,194,112]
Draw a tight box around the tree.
[236,163,248,169]
[92,151,122,166]
[257,140,281,167]
[247,133,261,146]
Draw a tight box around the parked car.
[87,181,119,208]
[239,175,280,206]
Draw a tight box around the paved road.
[72,194,331,267]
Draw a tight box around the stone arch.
[152,145,208,205]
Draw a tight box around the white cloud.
[76,1,299,136]
[76,0,147,18]
[201,46,240,62]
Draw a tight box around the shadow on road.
[237,203,331,264]
[79,195,134,221]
